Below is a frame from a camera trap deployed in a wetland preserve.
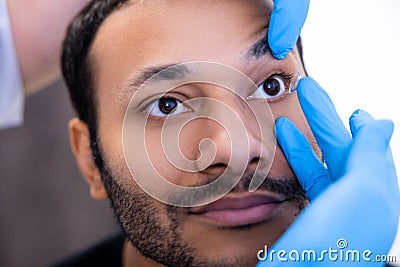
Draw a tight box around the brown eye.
[261,76,286,98]
[147,97,191,117]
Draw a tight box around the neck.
[122,238,165,267]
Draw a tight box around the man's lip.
[189,193,285,213]
[188,193,286,227]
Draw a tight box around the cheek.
[144,129,183,181]
[143,122,205,186]
[95,90,130,175]
[100,114,203,189]
[96,102,144,187]
[97,118,125,168]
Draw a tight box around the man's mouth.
[188,192,286,227]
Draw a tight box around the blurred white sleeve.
[0,0,24,130]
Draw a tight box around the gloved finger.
[348,116,395,179]
[348,114,400,215]
[349,110,399,193]
[268,0,310,59]
[297,77,352,181]
[275,117,331,201]
[349,109,375,138]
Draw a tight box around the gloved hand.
[257,77,400,266]
[268,0,310,59]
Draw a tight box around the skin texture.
[69,1,321,266]
[7,0,90,94]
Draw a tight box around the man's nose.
[197,96,274,177]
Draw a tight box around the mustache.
[167,173,307,208]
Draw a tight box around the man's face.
[83,0,318,266]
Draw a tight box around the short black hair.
[61,0,307,128]
[62,0,132,170]
[62,0,129,125]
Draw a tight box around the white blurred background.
[302,0,400,262]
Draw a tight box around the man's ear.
[69,118,108,200]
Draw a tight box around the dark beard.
[91,134,307,267]
[100,163,199,266]
[100,164,261,267]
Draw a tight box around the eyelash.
[143,71,297,119]
[258,71,295,103]
[141,93,188,118]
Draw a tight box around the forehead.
[90,0,273,94]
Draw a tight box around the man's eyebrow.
[119,36,269,100]
[245,35,271,60]
[119,64,192,101]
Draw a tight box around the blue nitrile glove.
[257,77,400,266]
[268,0,310,59]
